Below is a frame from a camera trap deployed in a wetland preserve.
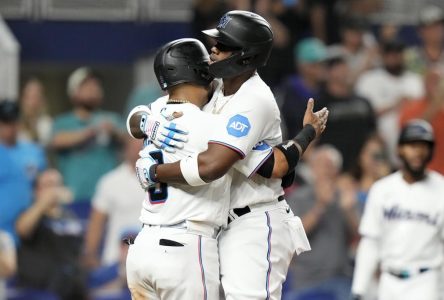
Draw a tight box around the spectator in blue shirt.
[50,67,125,202]
[0,101,47,187]
[0,143,32,245]
[0,101,41,245]
[280,38,327,139]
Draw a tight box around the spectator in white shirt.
[355,40,424,166]
[83,136,144,268]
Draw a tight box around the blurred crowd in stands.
[1,0,444,299]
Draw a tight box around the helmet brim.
[202,29,220,39]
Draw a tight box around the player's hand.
[129,106,188,153]
[302,98,329,138]
[135,155,157,190]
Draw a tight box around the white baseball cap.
[67,67,93,98]
[419,5,444,26]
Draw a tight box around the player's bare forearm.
[269,142,304,178]
[155,143,241,184]
[155,161,188,184]
[258,99,327,180]
[198,143,241,182]
[270,148,289,178]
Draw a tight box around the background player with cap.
[130,10,328,300]
[351,119,444,300]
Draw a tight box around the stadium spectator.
[356,40,424,166]
[405,5,444,75]
[284,145,359,300]
[0,142,32,245]
[280,37,326,138]
[307,0,342,45]
[341,134,391,215]
[0,100,47,186]
[0,230,16,300]
[88,231,133,300]
[316,56,375,171]
[83,137,144,269]
[328,16,379,84]
[400,68,444,175]
[254,0,309,88]
[16,169,88,300]
[50,67,125,202]
[18,78,53,147]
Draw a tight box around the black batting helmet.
[154,38,213,91]
[202,10,274,78]
[398,119,435,146]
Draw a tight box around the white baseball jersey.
[203,75,284,209]
[360,170,444,270]
[139,97,232,228]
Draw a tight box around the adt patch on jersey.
[227,114,251,137]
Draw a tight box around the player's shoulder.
[427,171,444,186]
[148,95,168,113]
[371,171,401,190]
[238,73,274,101]
[231,74,278,117]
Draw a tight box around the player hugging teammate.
[125,10,329,300]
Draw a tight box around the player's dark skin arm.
[155,136,296,183]
[156,143,240,183]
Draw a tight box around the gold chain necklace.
[211,90,234,114]
[167,99,191,104]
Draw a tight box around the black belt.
[227,196,285,224]
[388,267,430,279]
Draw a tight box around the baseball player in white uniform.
[351,119,444,300]
[129,11,328,300]
[125,39,231,300]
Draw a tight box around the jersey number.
[148,151,168,204]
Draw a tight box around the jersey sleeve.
[233,141,273,177]
[208,95,273,159]
[359,183,383,238]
